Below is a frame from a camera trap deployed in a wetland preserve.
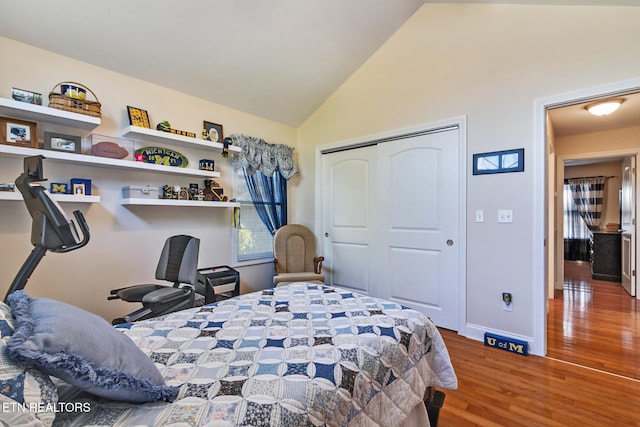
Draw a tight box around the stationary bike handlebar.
[4,156,90,301]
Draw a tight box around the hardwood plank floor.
[434,261,640,426]
[437,328,640,426]
[548,261,640,380]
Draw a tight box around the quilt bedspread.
[55,283,457,426]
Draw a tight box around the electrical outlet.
[502,292,513,311]
[498,209,513,223]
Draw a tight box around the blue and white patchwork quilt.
[55,283,457,426]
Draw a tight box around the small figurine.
[162,184,177,199]
[222,137,233,158]
[157,121,171,132]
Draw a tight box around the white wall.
[296,4,640,351]
[0,37,294,321]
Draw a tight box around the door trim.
[534,77,640,357]
[315,116,468,336]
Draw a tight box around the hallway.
[547,261,640,380]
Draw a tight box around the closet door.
[321,126,462,331]
[321,146,378,294]
[377,128,461,330]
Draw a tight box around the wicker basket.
[48,81,101,118]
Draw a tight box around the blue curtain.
[243,169,287,235]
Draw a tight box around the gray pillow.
[6,291,178,403]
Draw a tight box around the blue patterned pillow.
[0,300,57,427]
[6,291,179,403]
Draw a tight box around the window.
[233,169,274,264]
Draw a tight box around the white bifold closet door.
[322,127,461,331]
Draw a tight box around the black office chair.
[108,234,200,325]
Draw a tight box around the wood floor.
[435,261,640,426]
[548,261,640,380]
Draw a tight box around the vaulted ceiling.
[0,0,637,129]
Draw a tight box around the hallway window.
[563,183,591,261]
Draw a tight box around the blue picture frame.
[473,148,524,175]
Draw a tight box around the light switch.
[475,209,484,223]
[498,209,513,223]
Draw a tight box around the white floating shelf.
[121,198,239,207]
[0,144,220,178]
[122,125,241,153]
[0,97,101,130]
[0,191,100,203]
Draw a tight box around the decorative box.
[122,185,159,199]
[199,159,215,171]
[71,178,92,195]
[50,183,69,194]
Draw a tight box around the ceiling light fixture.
[586,99,624,116]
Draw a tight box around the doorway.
[540,80,640,374]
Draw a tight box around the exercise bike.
[4,155,90,301]
[7,156,238,324]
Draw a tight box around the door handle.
[446,239,454,246]
[325,233,329,237]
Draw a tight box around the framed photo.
[203,121,223,143]
[11,87,43,105]
[473,148,524,175]
[127,106,151,128]
[44,132,81,153]
[73,183,85,196]
[0,117,37,148]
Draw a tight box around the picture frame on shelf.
[11,87,43,105]
[203,121,223,143]
[127,106,151,128]
[0,117,37,148]
[44,132,81,154]
[73,183,85,196]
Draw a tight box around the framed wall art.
[127,106,151,128]
[473,148,524,175]
[0,117,37,148]
[44,132,81,154]
[203,121,223,143]
[11,87,43,105]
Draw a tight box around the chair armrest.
[314,256,324,274]
[273,257,279,275]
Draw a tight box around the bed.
[1,282,457,427]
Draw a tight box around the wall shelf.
[121,125,241,154]
[0,191,100,203]
[0,144,220,178]
[0,97,101,130]
[121,197,239,207]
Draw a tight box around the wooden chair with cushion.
[273,224,324,286]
